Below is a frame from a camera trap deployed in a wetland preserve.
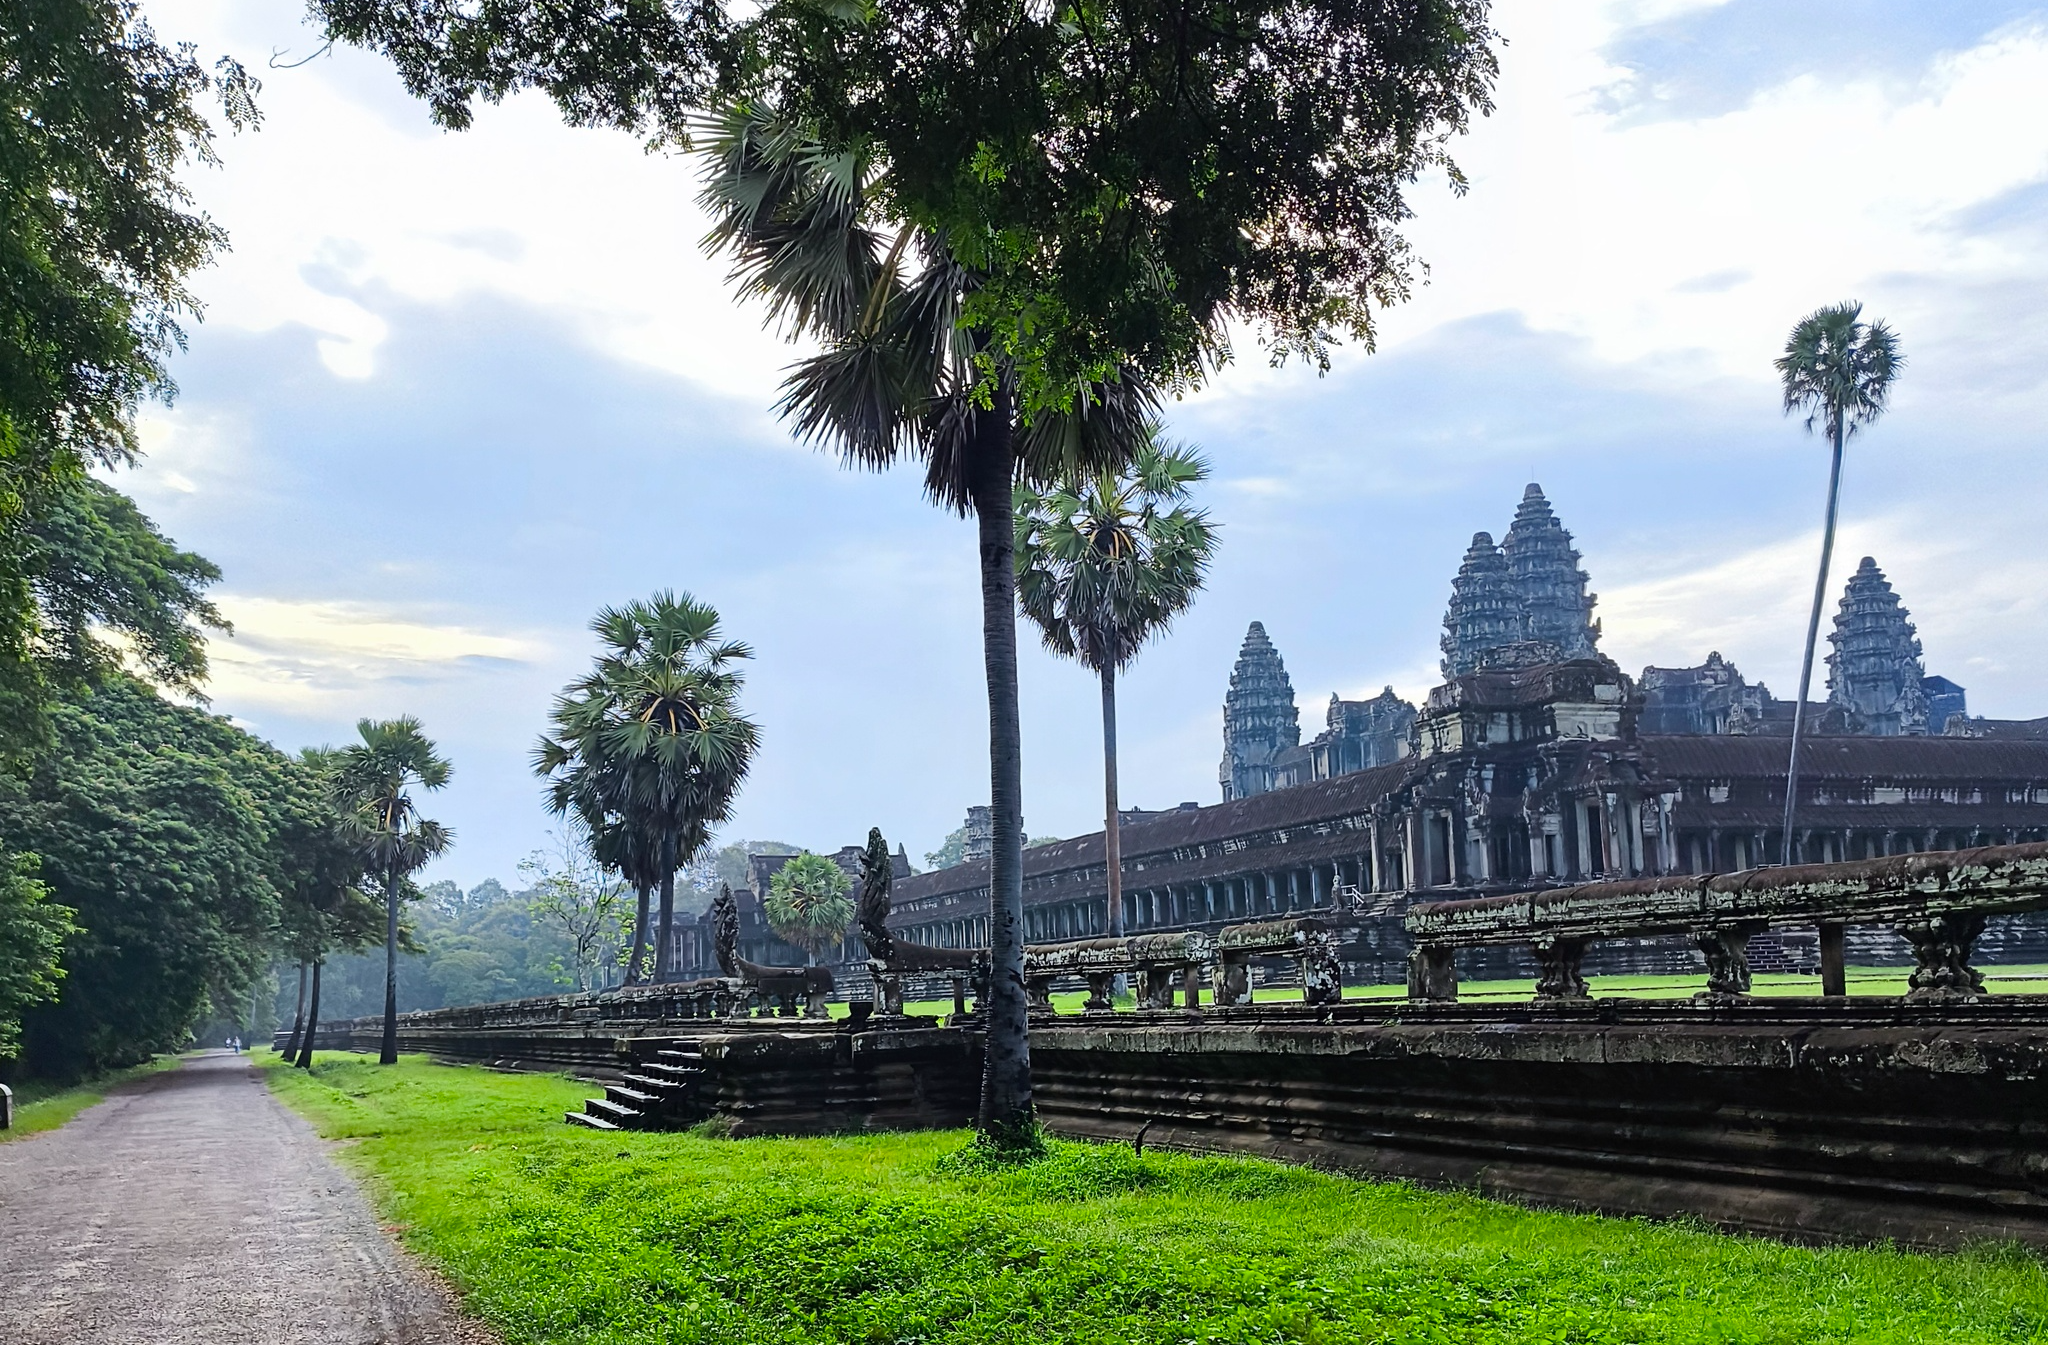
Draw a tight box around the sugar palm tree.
[1776,302,1903,865]
[1017,430,1217,943]
[536,592,758,983]
[765,852,855,965]
[697,106,1154,1146]
[329,719,453,1065]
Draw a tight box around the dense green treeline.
[283,878,608,1024]
[0,674,329,1075]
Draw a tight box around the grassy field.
[262,1054,2048,1344]
[1,1056,181,1142]
[863,965,2048,1018]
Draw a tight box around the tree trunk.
[655,831,678,983]
[379,866,401,1064]
[279,960,308,1059]
[1101,661,1124,940]
[1781,416,1846,867]
[627,881,653,985]
[294,960,322,1070]
[969,391,1034,1147]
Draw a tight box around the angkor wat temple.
[675,483,2048,984]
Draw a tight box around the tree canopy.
[0,674,327,1075]
[764,851,854,963]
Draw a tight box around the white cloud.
[206,594,554,716]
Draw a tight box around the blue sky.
[129,0,2048,885]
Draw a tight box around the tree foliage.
[521,829,631,992]
[329,716,453,1064]
[0,674,321,1075]
[1,0,256,744]
[764,851,853,963]
[1776,302,1904,444]
[1016,430,1215,675]
[0,851,75,1060]
[535,591,759,981]
[0,0,256,467]
[315,0,1499,1144]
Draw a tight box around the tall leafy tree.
[330,718,452,1065]
[521,828,631,992]
[2,467,227,756]
[1,0,255,736]
[535,592,758,983]
[0,853,74,1061]
[1775,303,1903,864]
[313,0,1499,1146]
[1017,431,1215,941]
[2,674,300,1075]
[765,852,854,965]
[277,747,380,1066]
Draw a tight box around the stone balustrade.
[1024,931,1213,1009]
[1019,918,1348,1010]
[1213,918,1343,1006]
[1405,840,2048,1003]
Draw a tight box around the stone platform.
[1033,996,2048,1249]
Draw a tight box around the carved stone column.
[1212,957,1250,1007]
[1300,932,1343,1006]
[1084,971,1116,1011]
[1407,944,1458,1002]
[1693,926,1754,998]
[1898,913,1987,999]
[1532,936,1589,1000]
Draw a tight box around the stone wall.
[1031,998,2048,1249]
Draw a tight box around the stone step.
[584,1096,643,1126]
[622,1073,693,1096]
[656,1047,705,1062]
[605,1084,659,1108]
[565,1111,621,1130]
[640,1061,704,1080]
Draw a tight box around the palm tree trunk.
[294,960,322,1070]
[969,392,1035,1147]
[279,960,308,1058]
[655,831,678,983]
[1781,416,1847,867]
[627,881,652,984]
[379,866,401,1064]
[1101,661,1124,940]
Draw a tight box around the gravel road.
[0,1051,489,1344]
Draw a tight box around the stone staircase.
[564,1043,706,1131]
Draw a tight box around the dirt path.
[0,1052,486,1344]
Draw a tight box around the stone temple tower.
[1502,483,1599,660]
[1220,621,1300,801]
[1827,556,1930,736]
[1440,532,1521,678]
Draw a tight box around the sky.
[124,0,2048,886]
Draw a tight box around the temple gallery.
[676,484,2048,983]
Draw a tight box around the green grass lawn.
[861,965,2048,1020]
[262,1054,2048,1344]
[2,1055,181,1142]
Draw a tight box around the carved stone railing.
[867,940,982,1018]
[1024,931,1213,1010]
[1405,841,2048,1004]
[1213,918,1343,1006]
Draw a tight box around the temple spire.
[1440,532,1519,678]
[1220,621,1300,800]
[1502,482,1599,661]
[1827,557,1929,736]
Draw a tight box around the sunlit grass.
[263,1054,2048,1344]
